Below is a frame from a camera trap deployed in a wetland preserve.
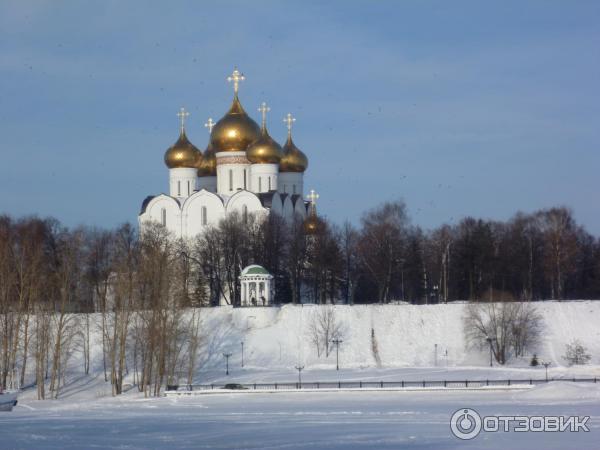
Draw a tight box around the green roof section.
[243,265,270,275]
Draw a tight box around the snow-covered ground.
[3,376,600,449]
[194,301,600,374]
[4,301,600,449]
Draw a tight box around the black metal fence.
[166,377,598,392]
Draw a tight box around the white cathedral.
[139,68,320,238]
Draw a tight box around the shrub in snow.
[530,354,539,366]
[563,340,591,366]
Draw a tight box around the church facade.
[139,68,315,239]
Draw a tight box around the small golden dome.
[210,95,261,152]
[164,131,202,169]
[246,126,283,164]
[197,142,217,177]
[304,211,325,235]
[280,135,308,172]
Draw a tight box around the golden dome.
[197,142,217,177]
[304,211,325,235]
[164,131,202,169]
[210,95,261,152]
[280,135,308,172]
[246,126,283,164]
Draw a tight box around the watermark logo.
[450,408,590,440]
[450,409,482,440]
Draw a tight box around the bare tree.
[340,222,360,305]
[358,201,409,303]
[49,228,85,398]
[537,207,579,299]
[563,340,591,366]
[464,301,543,364]
[306,307,345,357]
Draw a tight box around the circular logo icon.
[450,408,482,440]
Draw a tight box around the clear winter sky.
[1,1,599,233]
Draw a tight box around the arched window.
[187,180,190,196]
[242,204,248,224]
[177,181,181,196]
[268,177,271,191]
[161,208,167,227]
[258,177,262,192]
[229,169,233,191]
[283,184,287,194]
[201,206,207,225]
[293,184,296,195]
[243,169,247,190]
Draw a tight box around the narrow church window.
[293,184,296,195]
[177,181,181,196]
[268,177,271,191]
[283,185,287,194]
[201,206,207,225]
[243,169,247,189]
[243,205,248,224]
[229,169,233,191]
[187,180,190,196]
[258,177,262,192]
[161,208,166,227]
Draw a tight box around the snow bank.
[195,301,600,371]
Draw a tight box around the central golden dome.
[164,131,202,169]
[210,95,261,153]
[197,142,217,177]
[246,126,283,164]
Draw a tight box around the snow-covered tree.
[563,340,591,366]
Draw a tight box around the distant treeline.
[1,202,599,311]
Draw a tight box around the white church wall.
[216,152,251,194]
[294,198,307,218]
[197,175,216,193]
[225,190,266,221]
[182,190,225,238]
[140,194,181,236]
[269,192,284,217]
[249,163,278,193]
[278,172,303,196]
[282,196,295,221]
[169,168,197,199]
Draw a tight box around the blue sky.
[1,1,599,233]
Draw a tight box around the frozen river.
[2,381,599,449]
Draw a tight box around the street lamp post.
[223,353,232,375]
[331,339,343,370]
[295,365,304,388]
[434,343,438,367]
[542,362,551,382]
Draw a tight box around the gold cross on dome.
[258,102,270,128]
[307,189,319,205]
[177,107,190,133]
[204,117,215,133]
[284,113,296,136]
[227,67,245,94]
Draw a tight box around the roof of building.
[241,264,271,276]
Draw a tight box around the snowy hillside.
[191,301,600,373]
